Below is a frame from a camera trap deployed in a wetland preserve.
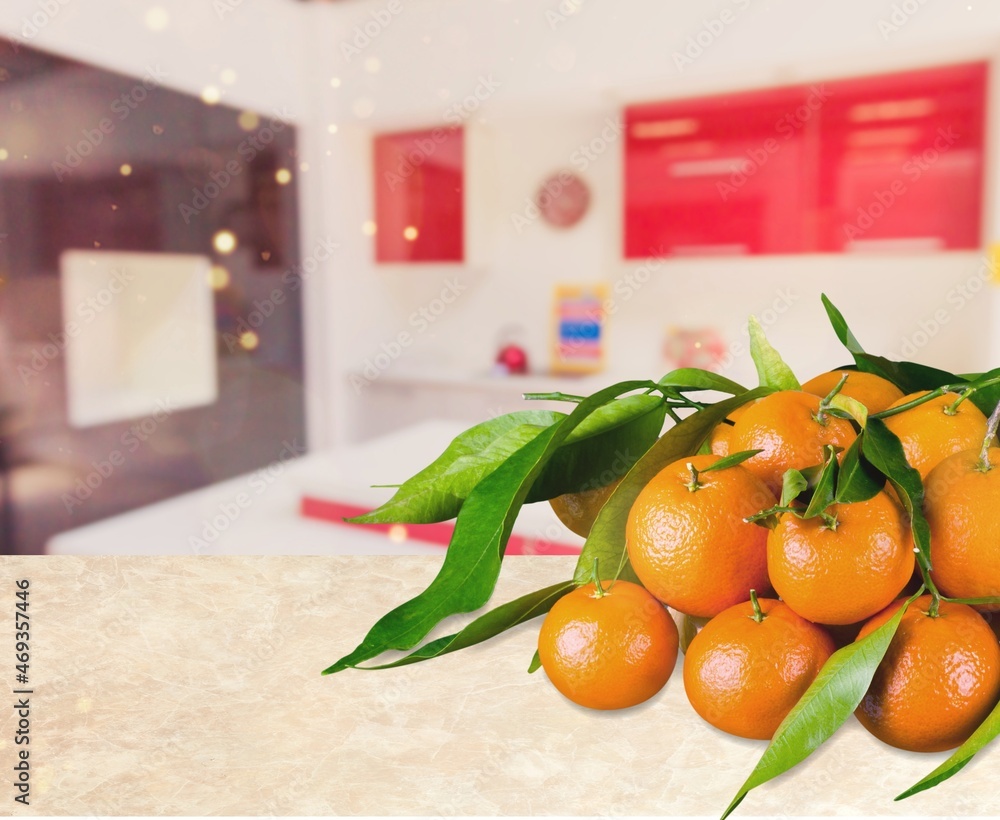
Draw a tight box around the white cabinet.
[349,368,613,441]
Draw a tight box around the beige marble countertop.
[0,555,997,816]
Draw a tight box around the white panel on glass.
[60,250,218,428]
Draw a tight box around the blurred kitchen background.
[1,0,1000,555]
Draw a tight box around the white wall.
[322,0,1000,120]
[0,0,307,115]
[314,0,1000,443]
[6,1,1000,447]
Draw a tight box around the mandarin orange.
[709,403,752,457]
[925,447,1000,610]
[537,579,678,710]
[729,390,857,494]
[882,391,988,479]
[626,454,776,618]
[684,595,835,740]
[549,478,622,538]
[856,596,1000,752]
[801,370,904,414]
[767,492,914,625]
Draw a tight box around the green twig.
[522,392,585,403]
[910,541,942,617]
[591,558,606,598]
[819,512,840,531]
[685,461,702,492]
[979,400,1000,472]
[609,542,630,592]
[946,387,976,416]
[815,373,849,424]
[872,386,949,419]
[942,594,1000,606]
[871,374,1000,420]
[659,387,710,411]
[744,504,797,525]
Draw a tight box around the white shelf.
[353,366,617,395]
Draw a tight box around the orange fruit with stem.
[683,591,836,740]
[925,446,1000,611]
[550,478,622,538]
[881,391,989,479]
[537,570,679,710]
[856,595,1000,753]
[766,491,914,625]
[626,454,776,618]
[729,390,858,494]
[801,370,904,414]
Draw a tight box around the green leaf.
[828,393,869,427]
[820,293,865,355]
[722,591,917,819]
[351,410,562,524]
[862,418,931,567]
[357,581,575,671]
[353,393,668,524]
[699,449,763,474]
[897,680,1000,799]
[966,367,1000,418]
[821,295,964,399]
[780,469,809,507]
[573,389,772,586]
[748,316,801,391]
[855,353,958,397]
[695,436,714,456]
[324,381,655,675]
[658,368,747,395]
[802,446,838,519]
[797,461,826,486]
[835,435,884,504]
[527,394,666,502]
[527,650,542,674]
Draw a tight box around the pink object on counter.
[300,496,581,555]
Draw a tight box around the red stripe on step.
[300,496,581,555]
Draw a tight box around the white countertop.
[5,553,996,815]
[47,419,583,557]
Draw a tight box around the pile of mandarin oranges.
[541,369,1000,754]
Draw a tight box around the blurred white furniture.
[48,420,581,556]
[349,367,612,441]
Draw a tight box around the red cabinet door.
[623,62,986,258]
[625,84,811,258]
[373,127,464,263]
[816,62,986,252]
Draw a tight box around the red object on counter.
[300,497,581,555]
[496,344,529,375]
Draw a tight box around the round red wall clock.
[536,172,591,228]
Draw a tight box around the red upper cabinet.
[373,127,464,263]
[623,62,986,258]
[625,84,811,258]
[816,62,986,252]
